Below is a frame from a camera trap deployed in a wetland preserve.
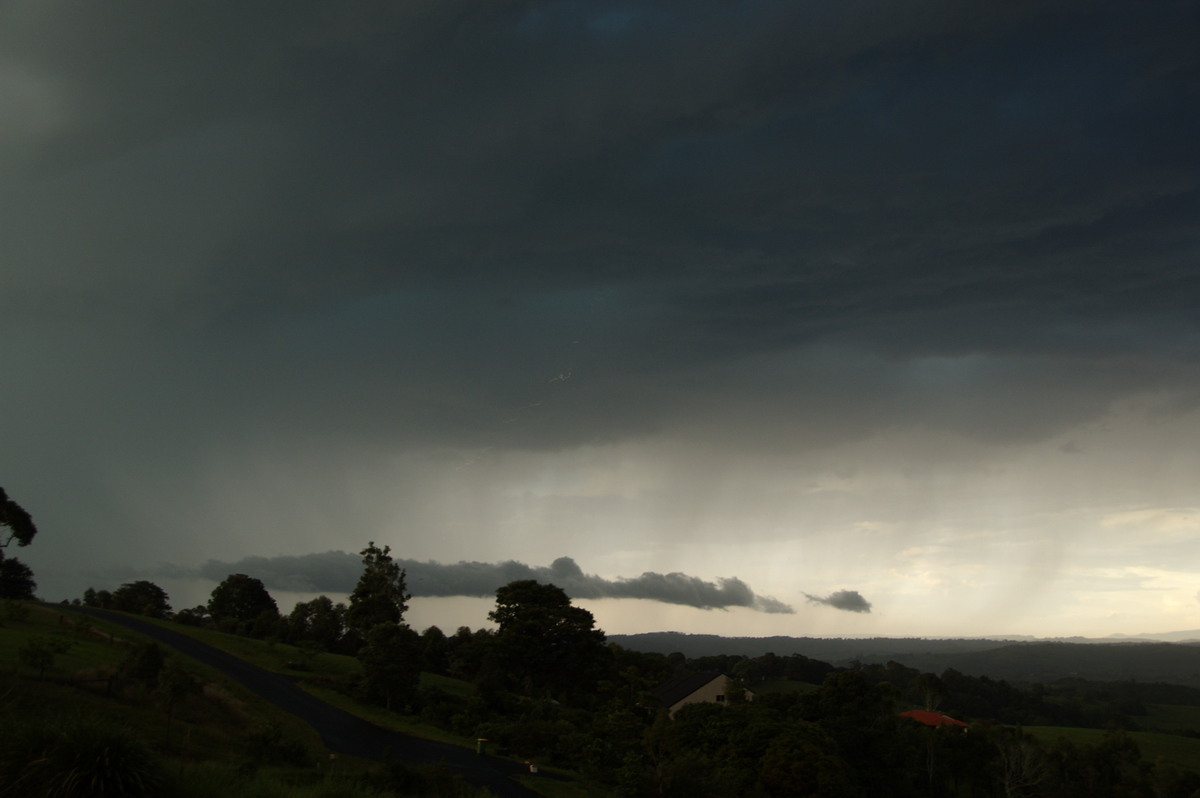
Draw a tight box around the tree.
[446,626,495,682]
[207,573,279,635]
[345,543,420,709]
[19,635,72,678]
[82,587,114,608]
[157,658,199,740]
[0,487,38,601]
[346,542,410,642]
[111,581,172,618]
[996,731,1052,798]
[122,642,166,686]
[805,672,912,796]
[0,557,36,599]
[174,605,210,627]
[358,621,422,711]
[487,580,609,700]
[759,724,857,798]
[0,486,37,549]
[420,625,449,674]
[287,595,347,652]
[915,672,946,711]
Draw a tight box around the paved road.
[66,607,543,798]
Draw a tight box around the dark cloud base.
[804,590,873,614]
[193,553,794,614]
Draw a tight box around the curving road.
[67,607,543,798]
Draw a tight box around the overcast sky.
[3,1,1199,640]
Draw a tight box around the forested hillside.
[612,633,1200,687]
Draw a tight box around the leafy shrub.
[2,599,30,622]
[0,716,163,798]
[18,635,72,678]
[242,722,312,769]
[416,685,467,729]
[122,642,166,686]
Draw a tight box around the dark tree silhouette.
[0,486,39,601]
[0,486,37,549]
[345,543,419,709]
[488,579,609,700]
[207,573,279,634]
[346,542,410,641]
[111,580,172,618]
[0,557,36,599]
[82,587,114,608]
[286,595,347,652]
[358,621,421,711]
[420,625,449,674]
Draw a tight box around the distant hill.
[892,641,1200,686]
[609,632,1200,687]
[608,632,1032,661]
[1109,630,1200,643]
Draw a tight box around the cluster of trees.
[73,535,1200,796]
[394,633,1200,796]
[610,673,1198,798]
[83,581,173,618]
[80,543,612,712]
[0,486,38,600]
[81,542,425,709]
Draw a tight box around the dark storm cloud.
[194,553,793,613]
[3,1,1197,457]
[7,2,1196,316]
[4,0,1200,609]
[804,590,873,614]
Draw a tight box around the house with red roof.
[900,709,969,729]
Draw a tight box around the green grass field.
[1141,702,1200,734]
[1025,726,1200,774]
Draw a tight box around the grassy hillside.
[127,613,493,749]
[0,602,498,797]
[129,614,363,679]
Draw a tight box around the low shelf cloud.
[193,553,794,614]
[804,590,873,614]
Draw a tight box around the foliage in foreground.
[0,604,493,798]
[0,716,163,798]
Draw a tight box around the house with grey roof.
[652,671,754,716]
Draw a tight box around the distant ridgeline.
[609,632,1200,687]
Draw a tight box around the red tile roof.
[900,709,969,728]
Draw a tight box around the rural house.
[652,671,754,716]
[900,709,969,729]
